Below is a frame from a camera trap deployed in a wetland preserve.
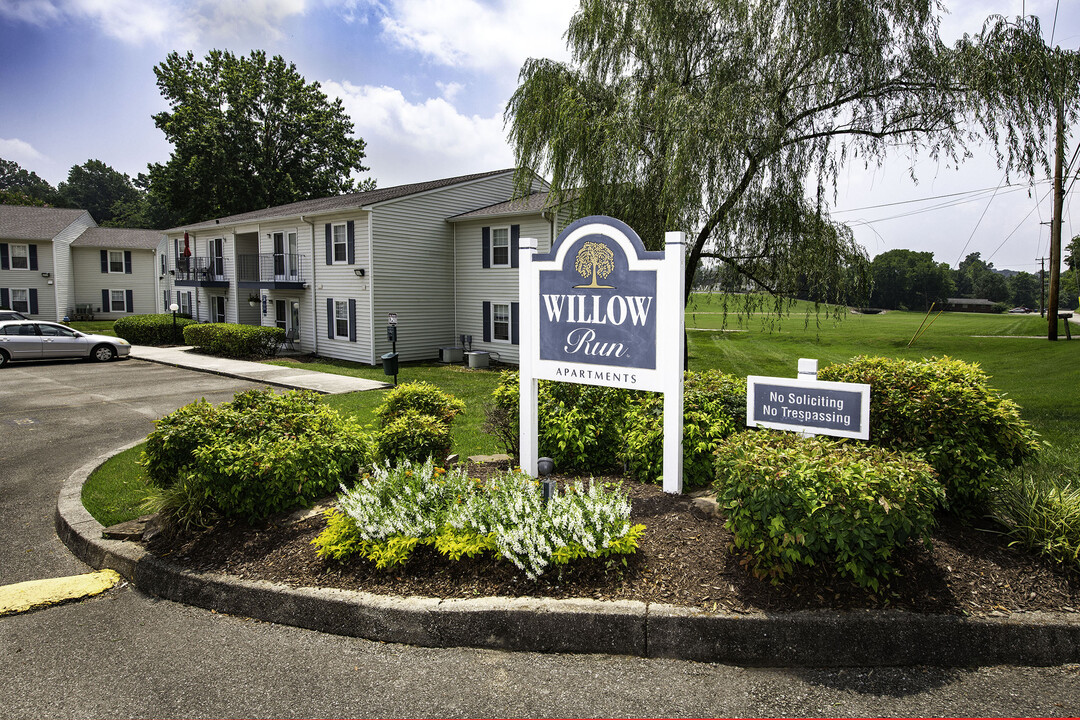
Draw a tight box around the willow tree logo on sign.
[519,216,687,493]
[539,232,658,373]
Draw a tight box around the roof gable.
[0,205,92,240]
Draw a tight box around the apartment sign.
[519,216,688,493]
[747,375,870,440]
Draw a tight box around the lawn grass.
[83,303,1079,527]
[68,320,118,337]
[81,443,154,527]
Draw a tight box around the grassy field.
[83,303,1079,525]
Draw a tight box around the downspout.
[453,222,458,343]
[301,215,318,357]
[367,212,375,364]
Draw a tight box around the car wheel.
[91,344,116,362]
[0,350,8,367]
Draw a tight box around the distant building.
[944,297,997,313]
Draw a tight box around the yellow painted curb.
[0,569,122,616]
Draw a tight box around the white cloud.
[0,138,47,165]
[324,80,513,186]
[0,0,310,46]
[375,0,576,71]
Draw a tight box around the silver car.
[0,320,131,367]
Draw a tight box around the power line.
[953,170,1009,266]
[831,182,1044,214]
[985,183,1055,263]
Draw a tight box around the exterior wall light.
[354,268,366,277]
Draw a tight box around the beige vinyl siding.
[72,247,158,319]
[52,214,94,320]
[453,215,552,365]
[369,173,518,363]
[1,241,55,319]
[312,212,372,362]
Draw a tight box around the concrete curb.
[58,444,1080,667]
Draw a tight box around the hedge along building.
[161,169,562,365]
[0,205,165,322]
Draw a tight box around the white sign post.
[519,216,687,493]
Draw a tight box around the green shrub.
[714,430,944,592]
[992,461,1080,568]
[487,371,633,472]
[819,355,1041,513]
[182,323,285,359]
[113,313,196,345]
[375,409,453,466]
[622,370,744,488]
[141,389,372,523]
[375,381,466,427]
[313,459,644,579]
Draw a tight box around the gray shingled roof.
[168,169,517,232]
[71,227,163,250]
[447,192,551,221]
[0,205,91,240]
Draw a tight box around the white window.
[332,224,348,263]
[10,289,29,313]
[110,290,126,312]
[109,251,124,273]
[492,302,510,342]
[177,292,191,316]
[334,300,349,337]
[491,227,510,267]
[10,244,29,270]
[213,296,226,323]
[160,252,166,275]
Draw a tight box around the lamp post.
[169,302,180,344]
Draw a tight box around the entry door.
[273,233,285,279]
[211,238,224,278]
[287,231,299,278]
[275,299,287,330]
[213,296,226,323]
[290,301,301,338]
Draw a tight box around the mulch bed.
[144,462,1080,617]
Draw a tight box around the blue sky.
[1,0,1077,274]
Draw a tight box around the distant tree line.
[869,247,1080,311]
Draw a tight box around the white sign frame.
[746,375,871,440]
[519,217,687,493]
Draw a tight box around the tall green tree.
[870,249,953,310]
[148,50,374,224]
[1007,271,1040,309]
[506,2,1073,312]
[0,158,59,206]
[57,159,139,225]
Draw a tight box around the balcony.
[237,253,306,290]
[174,256,230,288]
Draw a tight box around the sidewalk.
[129,345,388,394]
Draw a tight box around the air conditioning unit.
[439,346,463,363]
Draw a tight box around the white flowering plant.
[312,459,644,578]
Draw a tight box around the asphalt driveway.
[2,357,1079,718]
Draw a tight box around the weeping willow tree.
[506,0,1073,320]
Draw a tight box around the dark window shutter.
[327,298,334,338]
[100,250,108,273]
[325,224,332,265]
[481,227,491,268]
[125,289,134,313]
[0,243,8,270]
[174,239,179,268]
[124,251,132,274]
[28,244,38,271]
[102,289,110,312]
[261,295,267,315]
[511,302,520,345]
[187,292,192,315]
[482,301,492,343]
[29,288,38,315]
[510,225,520,268]
[347,221,355,264]
[348,298,357,342]
[0,288,7,308]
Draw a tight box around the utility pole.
[1047,57,1065,341]
[1037,256,1047,317]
